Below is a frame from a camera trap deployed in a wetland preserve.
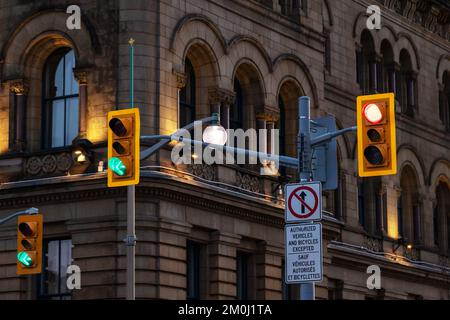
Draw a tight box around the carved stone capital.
[208,87,236,105]
[173,69,187,89]
[256,105,280,122]
[9,79,29,95]
[74,68,90,85]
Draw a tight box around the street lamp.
[202,112,227,146]
[203,125,227,146]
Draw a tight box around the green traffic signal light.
[17,251,33,267]
[109,157,127,176]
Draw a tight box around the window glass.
[43,48,79,149]
[38,239,72,300]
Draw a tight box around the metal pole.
[126,38,136,300]
[298,96,315,300]
[0,208,39,225]
[127,185,136,300]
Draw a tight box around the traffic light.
[357,93,397,177]
[108,108,140,187]
[17,214,43,275]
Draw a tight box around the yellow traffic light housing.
[17,214,43,275]
[107,108,140,187]
[357,93,397,177]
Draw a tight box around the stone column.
[10,80,29,152]
[255,241,283,300]
[407,71,417,114]
[377,184,387,235]
[208,231,241,300]
[386,184,401,240]
[74,68,89,140]
[174,70,187,127]
[208,88,221,117]
[208,87,235,128]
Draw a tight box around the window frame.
[180,58,196,128]
[37,238,73,300]
[41,48,79,150]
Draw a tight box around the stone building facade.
[0,0,449,300]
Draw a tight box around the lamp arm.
[139,114,219,161]
[0,208,39,226]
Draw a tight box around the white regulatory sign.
[285,222,323,284]
[285,182,322,223]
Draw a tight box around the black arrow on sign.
[300,191,307,214]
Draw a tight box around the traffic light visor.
[18,222,37,237]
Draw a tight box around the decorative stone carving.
[236,171,261,193]
[74,68,89,85]
[187,164,216,181]
[42,155,57,174]
[56,153,73,172]
[9,79,29,95]
[24,152,74,177]
[364,235,383,252]
[403,0,419,20]
[404,247,420,261]
[256,105,280,122]
[173,69,187,89]
[208,87,236,105]
[424,6,440,32]
[26,157,42,176]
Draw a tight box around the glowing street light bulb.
[363,103,383,124]
[203,125,228,146]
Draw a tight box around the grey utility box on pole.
[310,117,338,191]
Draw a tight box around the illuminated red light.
[363,103,383,124]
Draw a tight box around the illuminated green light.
[17,251,33,267]
[109,157,127,176]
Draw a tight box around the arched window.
[434,182,450,253]
[357,177,385,235]
[380,40,395,93]
[231,79,244,130]
[278,95,286,157]
[356,30,378,94]
[42,49,79,148]
[439,71,450,131]
[398,50,416,117]
[180,58,196,128]
[399,166,422,244]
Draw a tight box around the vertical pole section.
[127,185,136,300]
[298,96,315,300]
[127,38,136,300]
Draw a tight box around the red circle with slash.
[287,186,319,219]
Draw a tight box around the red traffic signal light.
[357,93,397,177]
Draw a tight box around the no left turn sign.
[285,182,322,223]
